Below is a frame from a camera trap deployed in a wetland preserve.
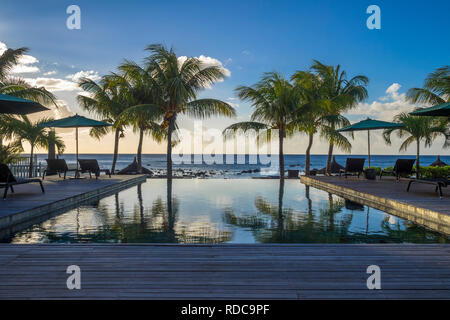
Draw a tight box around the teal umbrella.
[0,94,49,114]
[38,114,112,174]
[410,102,450,117]
[337,118,404,167]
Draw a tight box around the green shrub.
[418,165,450,179]
[0,144,22,164]
[375,165,450,179]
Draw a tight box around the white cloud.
[0,41,41,74]
[385,83,401,97]
[0,43,99,94]
[10,65,40,73]
[0,42,7,54]
[18,54,39,65]
[0,41,40,74]
[226,97,239,108]
[177,55,231,82]
[23,77,80,92]
[347,83,418,121]
[223,58,232,66]
[65,70,101,82]
[25,99,75,126]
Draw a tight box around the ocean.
[33,153,450,177]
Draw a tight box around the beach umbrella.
[0,94,50,114]
[410,102,450,117]
[430,155,447,167]
[337,118,404,167]
[319,156,344,174]
[38,114,112,175]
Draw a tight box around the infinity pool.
[3,179,449,243]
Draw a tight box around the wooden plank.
[0,244,449,299]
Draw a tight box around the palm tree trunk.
[47,129,56,160]
[325,141,334,175]
[167,118,174,180]
[137,127,144,174]
[111,128,120,174]
[279,128,284,179]
[416,139,420,179]
[47,142,55,160]
[29,144,34,178]
[305,132,314,176]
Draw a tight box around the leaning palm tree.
[407,66,450,105]
[1,115,65,177]
[291,71,330,176]
[383,112,449,178]
[77,75,131,174]
[116,61,166,173]
[117,106,165,173]
[224,72,300,179]
[124,44,235,179]
[311,60,369,174]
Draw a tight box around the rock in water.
[117,157,152,175]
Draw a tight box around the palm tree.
[45,128,65,158]
[116,61,166,173]
[407,66,450,105]
[77,75,130,174]
[383,112,449,178]
[224,72,300,179]
[135,44,235,180]
[291,71,330,176]
[0,46,57,108]
[117,106,165,173]
[1,46,58,148]
[310,60,369,174]
[0,115,65,177]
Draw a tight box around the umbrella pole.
[367,130,371,167]
[76,127,79,177]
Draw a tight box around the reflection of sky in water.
[5,179,450,244]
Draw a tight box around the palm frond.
[185,99,236,119]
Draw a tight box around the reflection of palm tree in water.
[224,180,359,243]
[276,178,285,238]
[165,179,176,242]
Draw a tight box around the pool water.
[4,179,450,244]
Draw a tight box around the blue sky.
[1,0,449,154]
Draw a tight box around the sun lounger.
[339,158,365,178]
[78,159,111,179]
[406,178,448,198]
[380,159,416,181]
[0,163,45,200]
[43,159,78,180]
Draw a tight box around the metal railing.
[8,155,43,178]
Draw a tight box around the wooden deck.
[0,175,147,234]
[301,176,450,235]
[0,244,449,299]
